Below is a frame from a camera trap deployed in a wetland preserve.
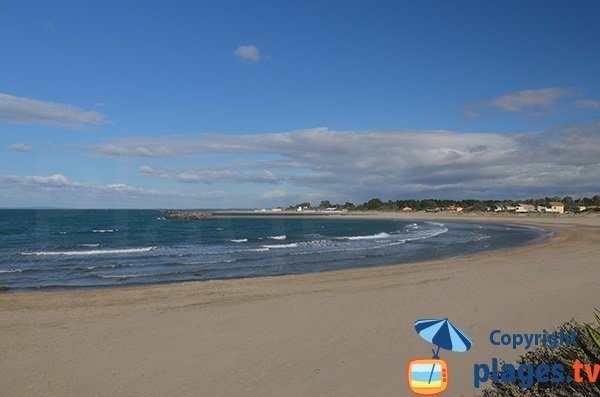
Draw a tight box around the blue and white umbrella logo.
[414,318,473,384]
[415,318,472,357]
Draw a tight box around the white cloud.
[138,165,170,177]
[465,87,577,117]
[573,99,600,109]
[81,123,600,200]
[6,143,32,152]
[102,183,145,194]
[253,170,278,183]
[176,170,235,183]
[174,169,279,185]
[139,165,157,175]
[0,174,236,208]
[233,45,260,62]
[190,190,228,200]
[0,173,78,189]
[0,93,107,128]
[0,174,169,197]
[261,190,298,200]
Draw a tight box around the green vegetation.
[478,319,600,397]
[578,309,600,365]
[289,195,600,213]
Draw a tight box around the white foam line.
[339,232,392,241]
[20,247,156,256]
[260,243,298,249]
[0,269,22,274]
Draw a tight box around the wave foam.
[260,243,298,249]
[92,229,116,233]
[267,235,286,240]
[342,232,392,240]
[404,226,448,242]
[246,248,270,252]
[97,272,169,279]
[230,239,248,243]
[20,247,156,256]
[0,269,22,274]
[373,240,407,248]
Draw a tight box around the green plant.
[578,309,600,366]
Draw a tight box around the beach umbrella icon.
[414,318,472,384]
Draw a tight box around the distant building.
[546,202,564,214]
[445,205,463,212]
[401,207,413,211]
[515,203,535,213]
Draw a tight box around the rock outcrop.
[164,211,214,220]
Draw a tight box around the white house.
[515,203,535,213]
[545,202,564,214]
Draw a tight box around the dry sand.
[1,214,600,396]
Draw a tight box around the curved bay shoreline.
[1,213,599,396]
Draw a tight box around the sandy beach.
[1,214,600,396]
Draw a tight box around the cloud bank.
[0,173,226,202]
[0,93,107,128]
[84,123,600,200]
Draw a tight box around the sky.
[1,1,599,208]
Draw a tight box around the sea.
[0,210,550,293]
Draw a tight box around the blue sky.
[1,1,599,208]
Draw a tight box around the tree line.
[289,195,600,212]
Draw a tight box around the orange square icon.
[407,358,448,395]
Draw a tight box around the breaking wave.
[20,247,156,256]
[260,243,299,249]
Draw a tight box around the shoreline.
[1,213,553,296]
[1,214,600,396]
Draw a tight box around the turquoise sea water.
[0,210,549,293]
